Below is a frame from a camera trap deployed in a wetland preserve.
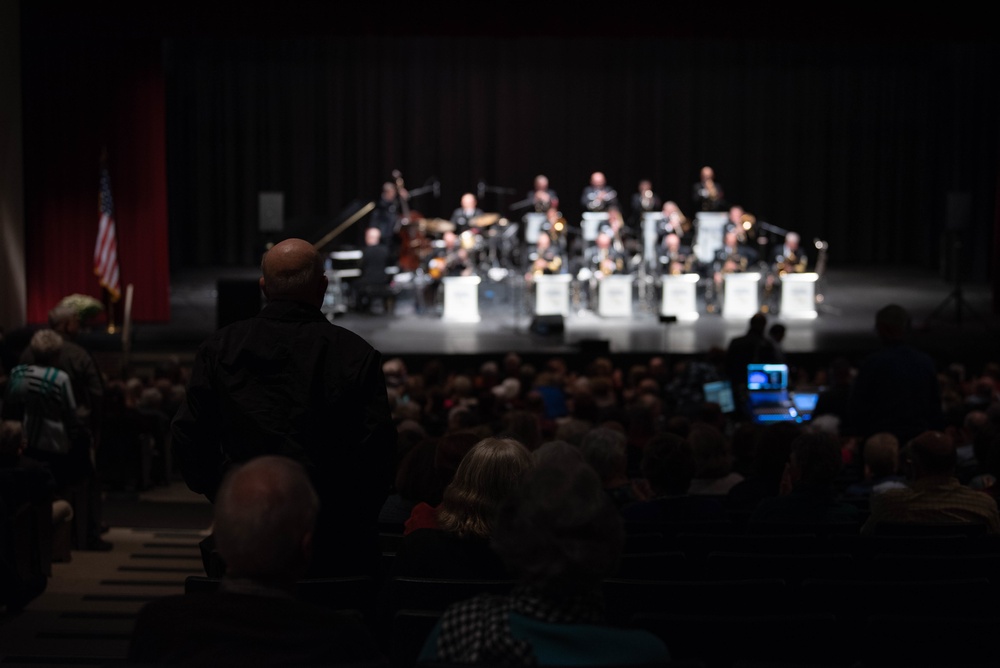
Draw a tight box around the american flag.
[93,164,121,301]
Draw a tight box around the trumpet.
[640,189,655,211]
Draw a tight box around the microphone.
[433,180,440,199]
[477,180,486,199]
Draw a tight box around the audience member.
[417,448,670,665]
[18,306,108,551]
[621,432,728,523]
[724,312,779,414]
[687,422,744,495]
[749,429,862,526]
[391,437,534,580]
[402,429,480,534]
[128,455,387,665]
[725,421,802,513]
[172,237,397,577]
[2,329,108,552]
[846,304,944,456]
[840,432,907,499]
[579,426,650,509]
[861,430,1000,534]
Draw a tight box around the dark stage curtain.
[21,35,170,325]
[162,35,998,281]
[18,14,1000,324]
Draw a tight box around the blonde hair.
[436,437,534,539]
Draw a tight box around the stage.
[117,264,999,377]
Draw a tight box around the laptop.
[702,379,736,415]
[790,390,820,422]
[746,363,801,423]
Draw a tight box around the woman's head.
[436,437,534,539]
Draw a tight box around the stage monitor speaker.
[217,279,262,329]
[578,339,610,356]
[258,191,285,232]
[529,314,564,336]
[946,191,971,232]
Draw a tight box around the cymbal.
[421,218,455,233]
[472,213,501,227]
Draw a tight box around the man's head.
[906,430,957,478]
[259,238,327,307]
[700,166,715,182]
[785,232,800,250]
[788,429,843,488]
[212,455,319,583]
[875,303,910,344]
[461,193,477,211]
[864,432,900,479]
[664,233,680,253]
[590,172,606,188]
[365,227,381,247]
[748,312,768,334]
[0,420,25,456]
[534,174,549,191]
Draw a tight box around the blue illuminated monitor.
[746,363,789,391]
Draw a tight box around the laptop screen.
[746,363,789,391]
[702,380,736,414]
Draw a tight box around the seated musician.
[599,207,640,260]
[655,201,695,249]
[709,225,759,310]
[658,232,696,277]
[524,231,566,284]
[421,230,473,314]
[580,230,627,312]
[764,231,810,305]
[449,193,483,235]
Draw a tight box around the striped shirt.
[5,364,78,455]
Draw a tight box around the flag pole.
[105,288,117,334]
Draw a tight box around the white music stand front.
[598,275,633,318]
[534,274,572,317]
[722,272,761,319]
[581,212,609,242]
[661,273,700,321]
[780,272,819,319]
[693,212,728,266]
[442,276,481,322]
[642,212,661,267]
[523,213,546,244]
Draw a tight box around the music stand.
[927,234,984,326]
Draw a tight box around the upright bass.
[392,170,426,271]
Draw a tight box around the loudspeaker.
[946,191,971,232]
[216,279,262,329]
[529,314,564,336]
[578,339,610,356]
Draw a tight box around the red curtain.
[22,37,169,325]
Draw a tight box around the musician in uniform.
[658,232,696,277]
[692,165,727,213]
[764,231,809,311]
[449,193,483,235]
[524,229,567,285]
[708,224,759,312]
[369,181,408,255]
[528,174,560,213]
[580,171,619,212]
[420,230,472,315]
[580,229,627,312]
[654,201,696,251]
[629,178,662,229]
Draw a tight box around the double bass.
[392,170,427,272]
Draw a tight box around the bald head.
[213,455,319,582]
[259,238,327,306]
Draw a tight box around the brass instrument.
[598,249,624,276]
[736,213,757,244]
[776,250,807,277]
[587,188,618,211]
[640,189,655,211]
[531,253,563,277]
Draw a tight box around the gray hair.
[29,328,64,366]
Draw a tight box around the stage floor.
[122,265,999,374]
